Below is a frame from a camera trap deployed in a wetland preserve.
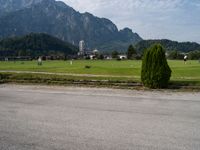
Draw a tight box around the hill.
[0,0,142,51]
[0,33,78,57]
[135,39,200,53]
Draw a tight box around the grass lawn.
[0,60,200,84]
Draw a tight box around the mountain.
[0,0,43,16]
[0,33,78,57]
[135,39,200,53]
[0,0,142,51]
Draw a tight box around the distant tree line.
[187,50,200,60]
[167,50,200,60]
[111,44,141,60]
[135,39,200,53]
[1,33,200,60]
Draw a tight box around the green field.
[0,60,141,77]
[0,60,200,83]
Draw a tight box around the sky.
[61,0,200,43]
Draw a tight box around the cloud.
[60,0,200,43]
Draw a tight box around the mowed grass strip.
[0,60,200,83]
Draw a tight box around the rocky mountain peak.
[0,0,44,14]
[0,0,142,51]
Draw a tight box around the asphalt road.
[0,84,200,150]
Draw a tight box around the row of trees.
[112,44,200,60]
[168,50,200,60]
[135,39,200,53]
[111,45,139,59]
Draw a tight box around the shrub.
[98,54,104,60]
[0,73,9,83]
[85,65,91,69]
[141,44,172,88]
[116,58,122,61]
[112,51,119,59]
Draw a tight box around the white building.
[78,40,85,56]
[93,49,99,55]
[118,55,127,60]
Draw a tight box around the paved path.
[0,70,137,78]
[0,84,200,150]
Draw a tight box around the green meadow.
[0,60,200,86]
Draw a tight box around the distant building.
[105,56,112,60]
[89,55,96,60]
[118,55,127,60]
[78,40,85,56]
[93,49,99,55]
[5,57,8,61]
